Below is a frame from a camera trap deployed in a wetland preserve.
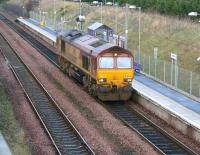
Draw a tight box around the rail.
[0,31,95,155]
[105,102,198,155]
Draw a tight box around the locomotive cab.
[96,47,134,101]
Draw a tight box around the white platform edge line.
[0,133,12,155]
[17,18,56,42]
[132,80,200,130]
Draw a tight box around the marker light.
[99,78,107,83]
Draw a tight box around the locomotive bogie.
[97,85,133,101]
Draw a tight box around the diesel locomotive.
[16,17,134,101]
[57,29,134,101]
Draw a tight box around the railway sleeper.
[62,139,82,144]
[62,145,85,150]
[61,150,88,155]
[51,128,72,133]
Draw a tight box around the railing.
[134,51,200,100]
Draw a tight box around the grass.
[0,81,31,155]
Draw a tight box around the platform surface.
[132,74,200,129]
[17,18,57,42]
[27,18,57,35]
[0,133,12,155]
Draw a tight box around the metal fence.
[134,51,200,99]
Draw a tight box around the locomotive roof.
[61,29,115,57]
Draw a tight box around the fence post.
[175,59,178,88]
[133,52,136,62]
[154,47,158,78]
[164,61,166,82]
[171,60,173,85]
[189,71,193,95]
[176,65,178,88]
[149,56,150,75]
[199,87,200,97]
[155,59,157,78]
[143,54,145,72]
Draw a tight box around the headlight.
[124,78,132,82]
[99,78,107,83]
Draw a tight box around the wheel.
[88,83,97,97]
[68,67,73,77]
[83,76,89,89]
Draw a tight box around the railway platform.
[132,74,200,143]
[17,18,57,43]
[0,133,12,155]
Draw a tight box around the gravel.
[0,45,56,155]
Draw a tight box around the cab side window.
[82,55,89,70]
[61,40,65,52]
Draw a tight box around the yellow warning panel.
[40,21,45,27]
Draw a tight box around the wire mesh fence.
[134,51,200,99]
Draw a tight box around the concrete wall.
[132,89,200,144]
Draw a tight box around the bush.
[121,0,200,17]
[82,0,200,17]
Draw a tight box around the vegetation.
[0,0,8,4]
[0,81,31,155]
[83,0,200,17]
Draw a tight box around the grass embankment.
[0,81,31,155]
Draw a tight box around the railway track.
[0,14,198,155]
[0,32,94,155]
[0,15,59,66]
[105,102,197,155]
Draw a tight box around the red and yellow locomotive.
[57,29,134,101]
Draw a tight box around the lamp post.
[22,6,25,17]
[129,5,141,64]
[80,0,82,15]
[125,3,128,49]
[64,0,66,21]
[101,2,103,23]
[40,10,42,22]
[197,57,200,97]
[115,3,118,33]
[37,7,40,21]
[42,11,48,24]
[38,0,41,21]
[188,12,200,94]
[53,0,56,29]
